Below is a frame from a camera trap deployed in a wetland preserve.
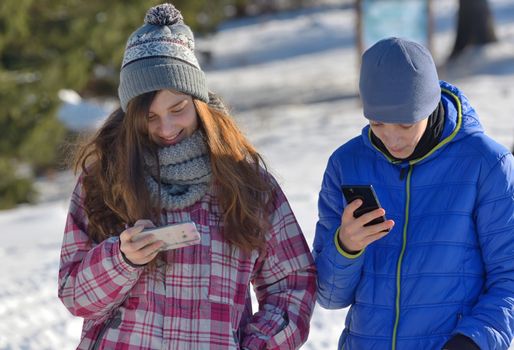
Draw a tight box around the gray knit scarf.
[144,130,212,210]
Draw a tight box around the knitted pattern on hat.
[119,3,208,111]
[144,131,211,210]
[207,91,230,115]
[122,5,198,70]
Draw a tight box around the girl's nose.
[159,115,176,137]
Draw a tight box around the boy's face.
[369,118,428,159]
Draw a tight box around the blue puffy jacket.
[313,81,514,350]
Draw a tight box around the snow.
[58,90,116,132]
[2,0,514,348]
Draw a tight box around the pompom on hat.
[118,3,209,111]
[359,37,441,124]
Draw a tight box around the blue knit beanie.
[359,37,440,124]
[118,3,209,111]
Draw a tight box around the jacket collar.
[361,81,480,166]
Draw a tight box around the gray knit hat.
[118,3,209,111]
[359,37,440,124]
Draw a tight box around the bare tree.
[449,0,497,60]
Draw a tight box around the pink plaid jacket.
[58,176,316,349]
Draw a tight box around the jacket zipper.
[365,88,463,350]
[392,164,413,350]
[399,167,408,180]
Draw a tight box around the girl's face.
[147,90,198,147]
[369,118,428,159]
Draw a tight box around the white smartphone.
[135,221,201,251]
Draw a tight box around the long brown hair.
[74,92,274,253]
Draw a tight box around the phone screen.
[341,185,386,227]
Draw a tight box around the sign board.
[358,0,432,53]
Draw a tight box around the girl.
[58,4,316,349]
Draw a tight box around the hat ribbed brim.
[119,57,209,111]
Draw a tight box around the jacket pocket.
[207,226,257,307]
[208,242,240,306]
[123,270,149,311]
[90,310,122,350]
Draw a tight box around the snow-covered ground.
[2,0,514,348]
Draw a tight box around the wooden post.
[356,0,363,57]
[427,0,434,53]
[356,0,363,103]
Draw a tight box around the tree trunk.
[449,0,497,60]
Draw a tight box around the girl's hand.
[119,219,164,266]
[338,199,395,253]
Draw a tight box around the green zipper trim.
[368,128,401,164]
[391,165,412,350]
[367,87,463,167]
[409,88,463,165]
[389,88,463,350]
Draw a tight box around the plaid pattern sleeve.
[240,183,317,350]
[57,177,143,320]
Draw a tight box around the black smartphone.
[341,185,386,227]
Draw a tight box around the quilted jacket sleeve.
[454,153,514,350]
[57,177,144,320]
[240,183,316,350]
[312,152,365,309]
